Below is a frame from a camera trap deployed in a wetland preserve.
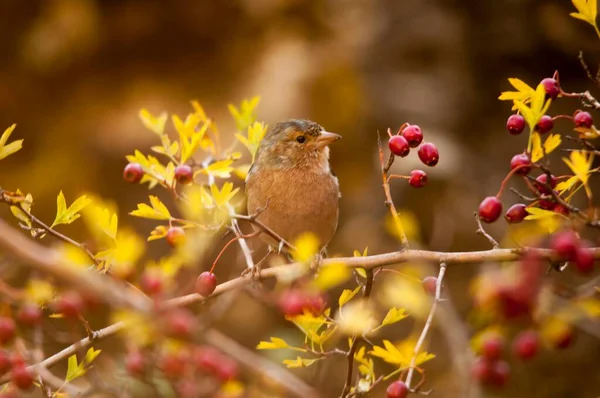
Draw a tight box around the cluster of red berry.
[478,76,594,225]
[0,291,95,393]
[387,125,439,188]
[124,162,194,185]
[126,343,239,397]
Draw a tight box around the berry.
[386,380,409,398]
[195,272,217,297]
[159,351,187,379]
[401,125,423,148]
[11,364,33,391]
[478,196,502,223]
[541,77,560,99]
[388,136,410,157]
[305,294,326,316]
[123,162,144,183]
[125,350,146,377]
[505,204,528,224]
[513,330,539,360]
[165,309,197,339]
[471,357,492,384]
[166,227,186,247]
[553,326,575,349]
[417,142,439,166]
[506,114,525,135]
[481,334,504,361]
[422,276,438,296]
[534,173,557,194]
[215,357,239,381]
[16,304,42,327]
[408,169,427,188]
[538,199,555,210]
[496,286,533,319]
[0,317,16,344]
[279,290,306,316]
[573,244,594,274]
[574,111,593,128]
[552,203,569,216]
[174,164,194,184]
[535,115,553,134]
[176,380,200,398]
[510,153,531,175]
[140,272,163,296]
[193,346,221,373]
[54,291,85,318]
[490,360,510,387]
[0,350,11,376]
[550,229,579,261]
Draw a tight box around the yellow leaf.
[514,84,552,151]
[336,300,376,335]
[24,279,55,305]
[0,124,23,161]
[10,192,33,229]
[139,109,167,136]
[570,0,598,26]
[499,78,535,110]
[101,229,145,277]
[198,159,234,179]
[130,195,171,220]
[524,208,563,234]
[382,276,430,319]
[60,244,93,269]
[563,150,594,197]
[524,207,559,220]
[210,182,239,208]
[577,297,600,318]
[51,192,92,228]
[339,286,361,308]
[111,310,156,347]
[219,380,245,397]
[385,210,420,242]
[236,121,267,162]
[312,261,350,290]
[282,356,322,368]
[556,176,579,194]
[531,133,561,162]
[233,164,251,180]
[292,232,320,263]
[229,97,261,132]
[82,197,119,242]
[369,339,435,369]
[148,225,168,241]
[287,311,332,345]
[378,307,409,329]
[256,337,292,350]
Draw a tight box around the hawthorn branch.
[405,262,447,391]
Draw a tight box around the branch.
[405,262,447,391]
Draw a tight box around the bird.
[245,119,341,254]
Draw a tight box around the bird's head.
[256,119,341,170]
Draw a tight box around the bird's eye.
[296,135,306,143]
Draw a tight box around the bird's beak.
[315,131,341,149]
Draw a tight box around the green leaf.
[51,192,92,228]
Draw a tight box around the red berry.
[573,244,594,274]
[552,203,569,216]
[496,286,532,320]
[165,309,197,339]
[490,360,510,387]
[481,334,504,361]
[305,294,326,316]
[534,173,557,195]
[195,272,217,297]
[401,125,423,148]
[125,350,146,377]
[176,380,200,398]
[510,153,531,175]
[166,227,186,247]
[140,272,163,296]
[193,346,221,373]
[279,290,306,317]
[0,350,11,375]
[550,229,579,261]
[535,115,553,134]
[123,162,144,183]
[574,111,593,128]
[421,276,438,296]
[505,203,528,224]
[540,78,560,99]
[215,357,239,382]
[54,291,85,318]
[408,169,427,188]
[417,142,439,166]
[471,357,493,384]
[0,317,16,344]
[174,164,194,184]
[159,351,187,379]
[478,196,502,223]
[553,327,575,349]
[16,304,42,327]
[11,364,33,390]
[513,330,539,360]
[386,380,409,398]
[506,114,525,135]
[538,199,555,210]
[388,136,410,157]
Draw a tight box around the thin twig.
[474,212,499,249]
[405,262,447,391]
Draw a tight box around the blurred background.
[1,0,599,397]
